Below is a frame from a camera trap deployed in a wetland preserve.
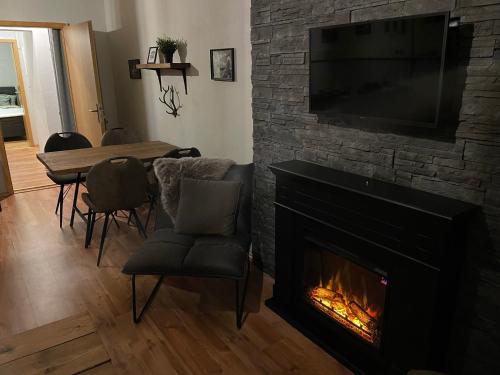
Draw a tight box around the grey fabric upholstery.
[84,157,147,213]
[46,171,85,185]
[122,163,254,280]
[101,127,138,146]
[174,178,241,236]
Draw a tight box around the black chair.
[44,132,92,228]
[122,163,253,328]
[144,147,201,231]
[82,157,148,266]
[101,127,138,146]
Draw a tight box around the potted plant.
[156,35,178,63]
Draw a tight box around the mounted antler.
[159,85,182,117]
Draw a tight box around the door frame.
[0,126,14,197]
[0,20,67,198]
[0,38,34,146]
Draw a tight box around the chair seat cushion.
[122,230,247,279]
[122,229,195,275]
[183,236,248,279]
[47,171,86,185]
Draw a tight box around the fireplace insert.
[267,160,478,375]
[303,238,387,348]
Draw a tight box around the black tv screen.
[310,13,449,128]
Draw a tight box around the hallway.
[5,141,53,192]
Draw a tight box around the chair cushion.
[122,229,195,275]
[122,230,247,279]
[183,236,248,279]
[47,171,86,185]
[174,178,241,236]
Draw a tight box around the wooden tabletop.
[37,141,177,175]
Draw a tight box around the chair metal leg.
[70,173,81,227]
[96,213,110,266]
[131,209,147,239]
[85,207,93,248]
[132,274,164,323]
[88,212,97,246]
[235,259,250,329]
[59,186,64,228]
[55,185,64,215]
[111,212,120,229]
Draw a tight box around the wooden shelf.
[137,63,191,94]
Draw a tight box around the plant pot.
[160,50,175,64]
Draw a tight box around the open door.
[62,21,105,146]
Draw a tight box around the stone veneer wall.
[251,0,500,373]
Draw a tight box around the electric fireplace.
[303,239,387,348]
[267,160,477,375]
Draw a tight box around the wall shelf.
[137,63,191,94]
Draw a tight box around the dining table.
[36,141,177,226]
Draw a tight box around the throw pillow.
[174,178,241,236]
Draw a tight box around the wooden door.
[62,21,104,146]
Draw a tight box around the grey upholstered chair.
[83,157,148,266]
[122,163,253,328]
[44,132,92,228]
[101,127,138,146]
[144,147,201,231]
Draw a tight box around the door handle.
[88,109,98,112]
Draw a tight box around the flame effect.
[306,272,383,345]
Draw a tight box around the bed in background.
[0,86,26,141]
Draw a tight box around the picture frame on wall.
[210,48,235,81]
[128,59,142,79]
[147,47,158,64]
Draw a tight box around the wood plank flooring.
[4,141,54,192]
[0,188,353,375]
[0,313,112,374]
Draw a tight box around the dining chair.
[82,156,148,266]
[101,127,138,146]
[145,147,201,231]
[44,132,92,228]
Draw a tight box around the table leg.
[70,172,81,227]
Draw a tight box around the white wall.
[107,0,253,163]
[0,0,108,32]
[0,43,17,87]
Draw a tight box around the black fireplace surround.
[266,160,478,375]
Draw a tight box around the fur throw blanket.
[153,157,235,221]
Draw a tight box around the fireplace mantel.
[267,160,478,375]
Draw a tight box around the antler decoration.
[159,85,182,117]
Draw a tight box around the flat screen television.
[309,13,451,129]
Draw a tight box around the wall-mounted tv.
[309,13,451,129]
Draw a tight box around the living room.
[0,0,499,374]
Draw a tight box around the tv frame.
[308,12,451,130]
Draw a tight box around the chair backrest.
[154,163,254,250]
[163,147,201,159]
[44,132,92,153]
[86,157,147,212]
[101,127,137,146]
[225,164,254,250]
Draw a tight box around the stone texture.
[251,0,500,373]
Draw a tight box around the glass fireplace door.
[303,240,388,347]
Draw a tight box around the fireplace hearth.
[267,160,477,375]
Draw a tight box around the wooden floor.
[0,188,353,375]
[0,313,112,374]
[4,141,54,192]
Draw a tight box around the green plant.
[156,35,178,56]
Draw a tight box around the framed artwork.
[128,59,142,79]
[147,47,158,64]
[210,48,235,81]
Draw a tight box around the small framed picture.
[147,47,158,64]
[210,48,235,81]
[128,59,141,79]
